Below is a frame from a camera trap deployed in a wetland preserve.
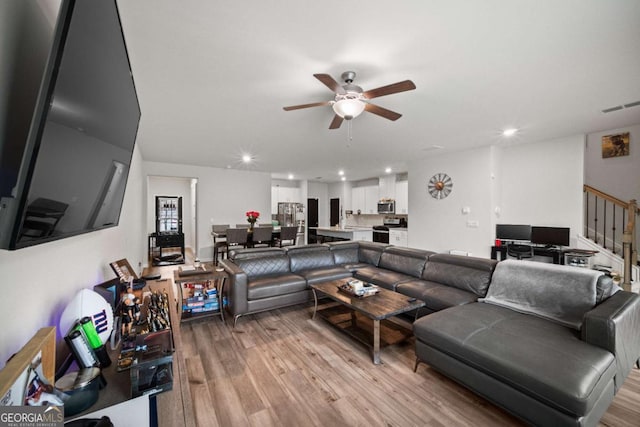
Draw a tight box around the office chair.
[507,243,534,260]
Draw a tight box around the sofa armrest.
[581,290,640,392]
[220,259,249,316]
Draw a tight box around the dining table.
[212,226,282,262]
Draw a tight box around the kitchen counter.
[310,226,373,242]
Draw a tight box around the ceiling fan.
[283,71,416,129]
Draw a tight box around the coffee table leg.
[311,288,318,319]
[373,319,381,365]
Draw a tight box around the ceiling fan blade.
[314,74,346,95]
[283,101,330,111]
[329,115,344,129]
[364,103,402,121]
[363,80,416,99]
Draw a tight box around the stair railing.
[583,185,638,291]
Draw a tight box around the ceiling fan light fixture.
[332,98,365,120]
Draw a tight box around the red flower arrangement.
[246,211,260,225]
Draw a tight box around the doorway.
[307,198,319,243]
[147,176,198,263]
[330,198,340,226]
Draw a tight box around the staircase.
[582,185,639,292]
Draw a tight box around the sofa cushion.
[378,246,432,278]
[247,274,307,300]
[287,244,335,272]
[357,241,389,266]
[297,266,353,285]
[326,241,360,265]
[229,247,286,261]
[235,255,291,278]
[397,280,478,312]
[423,254,497,297]
[353,267,415,291]
[481,260,610,329]
[413,303,617,417]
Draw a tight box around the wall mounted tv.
[495,224,531,242]
[0,0,140,250]
[531,226,570,247]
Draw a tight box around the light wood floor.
[147,257,640,427]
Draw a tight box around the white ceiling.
[116,0,640,182]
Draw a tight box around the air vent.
[602,100,640,113]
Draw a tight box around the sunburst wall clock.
[428,173,453,199]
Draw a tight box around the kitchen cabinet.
[351,187,365,213]
[364,186,379,214]
[272,185,301,214]
[351,185,378,214]
[390,229,408,247]
[395,180,408,214]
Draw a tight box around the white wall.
[584,123,640,202]
[408,146,494,256]
[497,135,585,235]
[147,175,194,250]
[408,135,585,257]
[0,145,146,367]
[143,161,271,262]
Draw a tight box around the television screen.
[495,224,531,241]
[531,226,570,247]
[0,0,140,250]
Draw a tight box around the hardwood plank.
[181,304,640,427]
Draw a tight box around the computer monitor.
[531,226,570,247]
[495,224,531,241]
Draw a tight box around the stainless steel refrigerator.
[277,202,305,230]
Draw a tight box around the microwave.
[377,201,395,214]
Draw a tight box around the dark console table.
[149,232,185,266]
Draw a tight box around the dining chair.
[226,228,249,252]
[235,224,250,228]
[212,224,230,265]
[252,226,273,248]
[277,226,298,247]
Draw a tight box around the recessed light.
[341,176,346,181]
[502,128,518,137]
[288,174,294,180]
[242,154,252,163]
[338,170,345,176]
[385,167,392,174]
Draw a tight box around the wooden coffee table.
[310,279,425,364]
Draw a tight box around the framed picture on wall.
[601,132,630,158]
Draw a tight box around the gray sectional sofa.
[220,241,495,326]
[220,241,640,427]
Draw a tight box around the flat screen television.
[0,0,140,250]
[495,224,531,241]
[531,226,570,247]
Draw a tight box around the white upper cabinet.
[395,180,408,214]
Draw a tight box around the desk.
[491,245,564,264]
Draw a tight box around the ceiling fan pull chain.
[348,120,353,142]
